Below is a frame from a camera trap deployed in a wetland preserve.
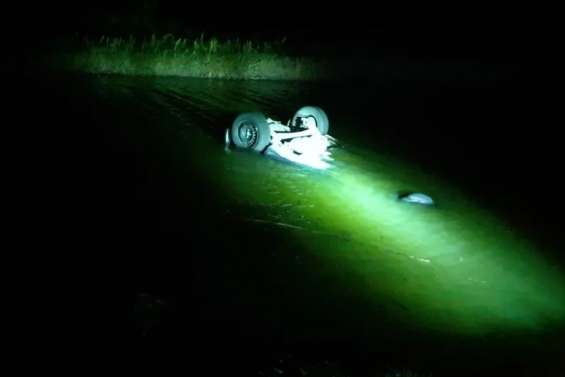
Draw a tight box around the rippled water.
[47,73,565,374]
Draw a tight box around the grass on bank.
[57,34,330,81]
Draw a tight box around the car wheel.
[230,112,271,152]
[292,106,329,135]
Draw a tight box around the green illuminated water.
[73,74,564,372]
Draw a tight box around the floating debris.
[398,192,435,206]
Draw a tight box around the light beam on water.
[220,143,565,335]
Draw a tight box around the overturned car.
[225,106,337,169]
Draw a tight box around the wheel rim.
[306,116,318,128]
[238,122,258,147]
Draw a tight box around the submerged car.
[226,106,337,169]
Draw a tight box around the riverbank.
[51,34,330,81]
[44,34,517,82]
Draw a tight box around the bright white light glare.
[267,117,334,169]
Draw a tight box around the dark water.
[30,68,564,376]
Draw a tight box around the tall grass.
[57,34,330,81]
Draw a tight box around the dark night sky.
[3,1,552,63]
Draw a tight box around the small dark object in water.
[398,192,434,206]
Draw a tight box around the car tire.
[292,106,329,135]
[230,112,271,152]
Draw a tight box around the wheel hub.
[238,122,258,147]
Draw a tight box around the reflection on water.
[88,75,565,343]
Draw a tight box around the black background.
[8,3,563,375]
